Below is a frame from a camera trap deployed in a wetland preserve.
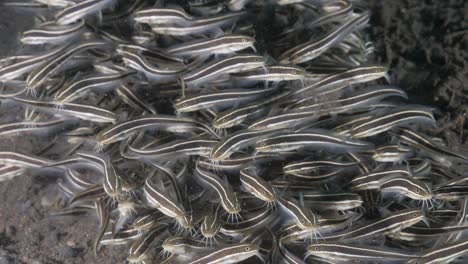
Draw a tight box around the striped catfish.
[118,50,185,82]
[77,152,121,198]
[150,11,246,36]
[93,197,111,255]
[55,0,116,25]
[290,192,363,211]
[188,242,261,264]
[21,19,85,45]
[335,209,425,241]
[26,41,109,94]
[348,106,435,138]
[132,212,166,234]
[54,71,134,103]
[174,87,276,113]
[434,185,468,201]
[0,165,23,182]
[407,239,468,264]
[162,236,211,256]
[128,138,218,160]
[372,144,414,163]
[240,167,278,204]
[290,85,408,112]
[298,0,353,30]
[11,96,117,124]
[279,12,369,64]
[395,128,468,165]
[213,91,291,129]
[116,44,183,64]
[127,224,168,263]
[280,212,362,243]
[64,168,94,190]
[144,175,192,230]
[379,176,433,201]
[194,163,241,218]
[230,65,306,83]
[391,224,468,242]
[198,153,283,172]
[209,128,283,161]
[100,226,142,246]
[306,242,417,262]
[220,206,276,237]
[278,196,320,232]
[166,34,255,57]
[115,83,157,114]
[0,118,67,137]
[283,160,359,178]
[0,151,51,168]
[69,184,107,205]
[133,6,194,25]
[248,109,336,132]
[293,65,388,97]
[34,0,74,7]
[95,114,220,146]
[351,166,412,191]
[182,54,265,87]
[255,129,373,153]
[0,45,67,81]
[200,207,223,245]
[278,239,306,264]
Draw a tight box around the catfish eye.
[416,189,420,193]
[412,213,417,217]
[245,246,251,251]
[242,38,247,43]
[300,219,305,224]
[261,191,266,195]
[222,119,227,123]
[314,247,319,251]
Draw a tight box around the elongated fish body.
[151,11,246,36]
[188,243,260,264]
[0,46,67,81]
[280,12,369,64]
[134,7,194,25]
[306,242,417,262]
[21,19,85,45]
[174,87,276,113]
[55,0,116,25]
[167,34,255,57]
[255,129,373,153]
[96,114,219,145]
[11,96,117,124]
[182,55,265,87]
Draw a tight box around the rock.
[40,196,55,208]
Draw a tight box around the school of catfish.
[0,0,467,263]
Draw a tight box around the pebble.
[40,196,55,208]
[66,240,76,247]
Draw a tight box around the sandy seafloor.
[0,1,466,263]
